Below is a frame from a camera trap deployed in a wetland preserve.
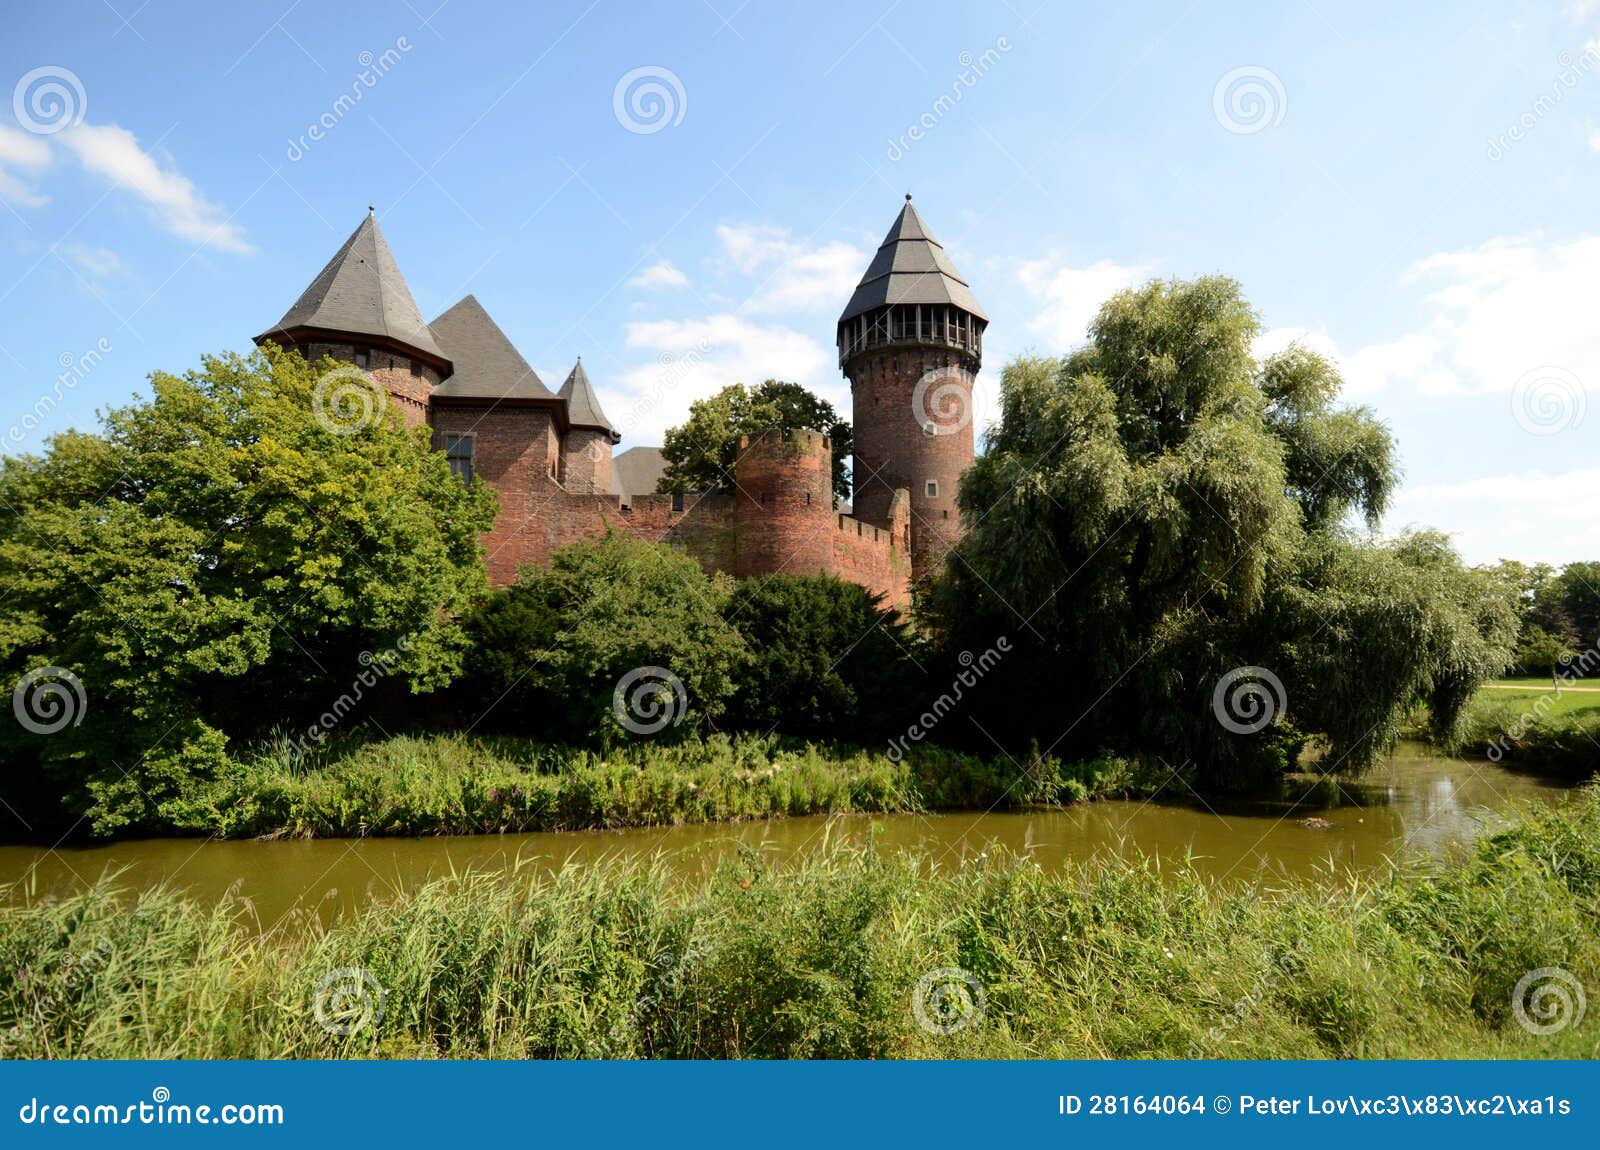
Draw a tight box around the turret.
[254,207,451,427]
[838,194,986,581]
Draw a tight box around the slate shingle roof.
[838,195,987,324]
[256,211,448,364]
[609,446,667,498]
[558,358,619,439]
[429,295,553,401]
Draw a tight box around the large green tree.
[933,277,1515,785]
[0,347,497,834]
[461,533,748,744]
[658,380,853,503]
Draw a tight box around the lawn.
[1478,679,1600,719]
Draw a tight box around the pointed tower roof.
[838,194,987,324]
[429,295,553,401]
[255,210,449,367]
[558,358,620,440]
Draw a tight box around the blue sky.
[2,0,1596,564]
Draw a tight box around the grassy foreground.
[164,733,1161,839]
[4,787,1599,1059]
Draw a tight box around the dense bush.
[459,534,748,744]
[723,574,925,743]
[5,786,1597,1059]
[1454,697,1600,779]
[0,347,496,835]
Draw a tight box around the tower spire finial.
[367,203,375,217]
[905,192,912,202]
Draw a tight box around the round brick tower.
[839,195,986,582]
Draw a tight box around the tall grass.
[1454,696,1600,779]
[163,732,1161,839]
[4,787,1599,1059]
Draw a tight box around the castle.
[254,195,986,611]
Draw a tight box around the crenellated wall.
[464,428,913,611]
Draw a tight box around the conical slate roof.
[558,358,619,439]
[838,195,987,324]
[429,295,553,401]
[256,210,448,365]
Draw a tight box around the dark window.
[444,434,474,483]
[672,492,685,513]
[410,360,422,377]
[353,348,370,369]
[925,480,939,498]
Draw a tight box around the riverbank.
[1451,683,1600,778]
[4,786,1597,1059]
[159,733,1163,839]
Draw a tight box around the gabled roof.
[838,195,987,324]
[610,446,667,499]
[256,211,448,364]
[428,295,554,401]
[558,358,620,439]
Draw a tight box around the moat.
[0,743,1573,922]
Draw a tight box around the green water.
[0,744,1572,924]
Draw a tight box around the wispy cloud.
[629,259,688,290]
[0,123,53,208]
[714,223,866,314]
[57,122,252,253]
[1017,253,1153,349]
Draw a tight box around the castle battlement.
[255,196,983,614]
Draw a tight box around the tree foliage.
[460,534,748,744]
[932,276,1514,784]
[723,574,924,742]
[0,347,497,833]
[658,380,853,503]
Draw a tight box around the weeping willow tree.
[932,276,1515,787]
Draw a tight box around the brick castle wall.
[305,341,438,428]
[845,347,974,582]
[559,428,615,495]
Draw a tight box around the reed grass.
[4,787,1598,1060]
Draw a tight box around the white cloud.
[629,259,688,290]
[1386,466,1600,565]
[57,123,251,253]
[0,123,52,208]
[714,223,866,314]
[59,241,124,279]
[1017,254,1152,349]
[610,313,840,446]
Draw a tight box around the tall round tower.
[838,195,987,582]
